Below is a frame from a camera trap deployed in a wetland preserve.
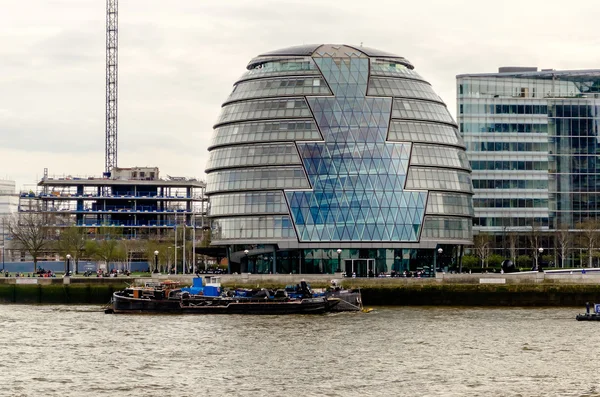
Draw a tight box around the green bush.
[517,255,532,268]
[487,254,504,267]
[462,255,479,268]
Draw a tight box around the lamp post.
[66,254,71,277]
[336,249,342,273]
[1,245,4,273]
[433,247,442,278]
[537,247,544,271]
[244,249,249,273]
[153,250,159,273]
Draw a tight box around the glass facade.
[458,68,600,239]
[206,44,473,274]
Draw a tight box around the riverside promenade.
[1,271,599,306]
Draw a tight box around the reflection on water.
[0,305,598,396]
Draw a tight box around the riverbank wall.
[1,272,599,306]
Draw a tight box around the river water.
[0,305,597,397]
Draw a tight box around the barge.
[109,278,350,315]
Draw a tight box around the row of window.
[406,168,473,193]
[368,78,441,102]
[465,141,548,152]
[549,155,600,173]
[548,176,600,192]
[388,121,463,146]
[460,122,548,133]
[211,216,297,240]
[421,217,472,240]
[426,192,474,217]
[473,198,548,208]
[549,119,600,136]
[370,59,425,81]
[458,78,590,98]
[474,217,549,228]
[470,161,548,171]
[473,179,548,190]
[209,192,288,216]
[392,99,455,124]
[551,104,600,118]
[411,145,471,170]
[459,103,548,115]
[206,143,301,171]
[240,58,319,81]
[227,77,331,103]
[210,120,321,148]
[215,98,311,126]
[295,222,421,242]
[206,167,310,194]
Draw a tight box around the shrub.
[487,254,504,268]
[516,255,532,268]
[462,255,479,268]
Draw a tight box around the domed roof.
[258,44,404,58]
[249,44,413,69]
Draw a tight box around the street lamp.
[336,249,342,273]
[433,247,442,278]
[153,250,159,273]
[537,247,544,271]
[66,254,71,277]
[244,250,249,273]
[0,245,4,273]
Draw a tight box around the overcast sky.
[1,0,599,190]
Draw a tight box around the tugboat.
[576,302,600,321]
[109,277,340,315]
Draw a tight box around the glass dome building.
[206,44,473,275]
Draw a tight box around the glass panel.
[370,59,425,81]
[211,216,297,240]
[210,120,322,147]
[421,216,472,240]
[426,192,474,216]
[206,143,301,171]
[286,54,427,242]
[411,144,471,170]
[406,167,473,193]
[368,77,441,102]
[215,98,312,126]
[388,121,464,146]
[206,167,310,194]
[239,57,320,81]
[227,77,331,103]
[392,99,456,124]
[209,192,288,216]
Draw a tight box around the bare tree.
[119,238,143,272]
[8,213,50,273]
[507,230,519,265]
[474,233,491,268]
[576,219,600,268]
[555,223,572,269]
[87,227,125,272]
[529,223,543,270]
[55,226,86,274]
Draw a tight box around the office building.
[206,44,473,274]
[458,67,600,259]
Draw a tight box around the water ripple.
[0,305,595,396]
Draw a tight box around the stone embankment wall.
[0,273,599,306]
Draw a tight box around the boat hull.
[576,314,600,321]
[112,292,339,315]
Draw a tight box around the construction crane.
[105,0,118,174]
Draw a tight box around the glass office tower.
[458,67,600,253]
[207,44,473,274]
